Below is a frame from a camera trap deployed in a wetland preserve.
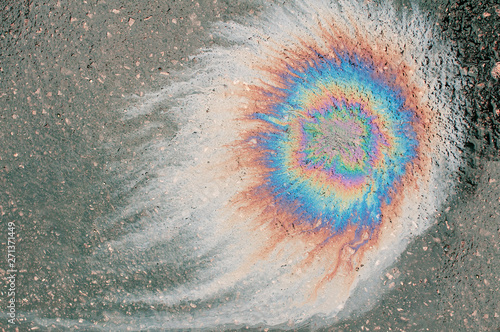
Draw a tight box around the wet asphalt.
[0,0,499,330]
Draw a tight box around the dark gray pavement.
[0,0,498,330]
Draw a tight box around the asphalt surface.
[0,0,498,330]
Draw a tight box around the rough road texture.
[0,0,498,330]
[335,1,500,330]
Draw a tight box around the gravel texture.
[0,0,498,330]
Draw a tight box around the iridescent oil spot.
[97,0,464,329]
[302,106,369,171]
[243,54,421,237]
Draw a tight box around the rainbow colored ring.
[235,30,430,263]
